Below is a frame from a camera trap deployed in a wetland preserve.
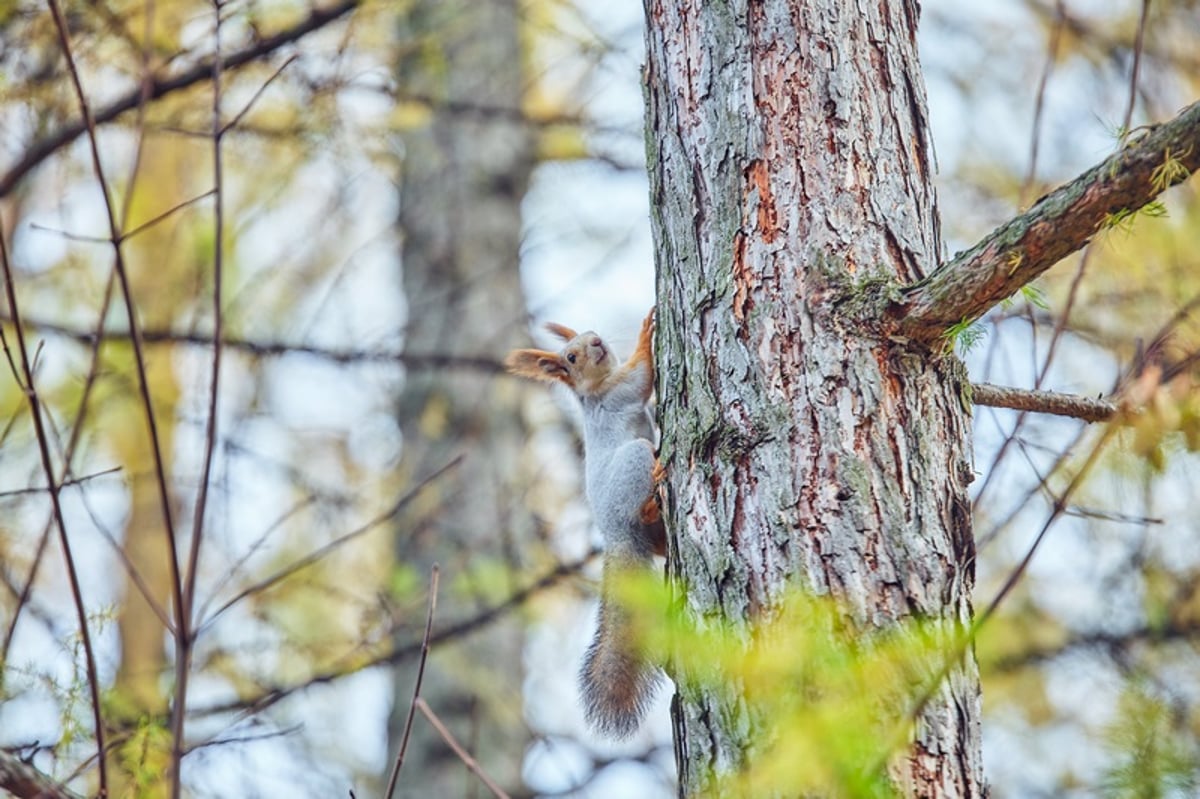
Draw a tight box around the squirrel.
[505,308,665,739]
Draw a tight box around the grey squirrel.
[505,309,665,738]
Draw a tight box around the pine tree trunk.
[644,1,985,795]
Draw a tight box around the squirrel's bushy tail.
[580,591,660,739]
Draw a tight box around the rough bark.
[644,1,983,796]
[384,0,536,794]
[896,98,1200,341]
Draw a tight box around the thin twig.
[199,456,462,631]
[221,54,298,135]
[977,426,1120,624]
[975,424,1088,551]
[46,0,189,702]
[0,313,505,372]
[1120,0,1152,145]
[415,698,512,799]
[0,211,108,797]
[191,547,598,718]
[193,494,319,623]
[1037,246,1093,390]
[119,0,156,234]
[83,491,176,631]
[171,3,227,792]
[384,565,441,799]
[186,723,304,752]
[24,225,109,245]
[0,466,122,498]
[0,268,120,664]
[1020,0,1065,209]
[122,190,217,242]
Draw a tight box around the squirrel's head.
[505,322,616,396]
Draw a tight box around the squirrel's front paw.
[639,458,667,528]
[651,458,666,486]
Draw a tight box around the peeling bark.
[644,1,983,795]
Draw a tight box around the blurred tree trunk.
[109,136,206,799]
[385,0,536,794]
[645,1,984,796]
[109,365,177,799]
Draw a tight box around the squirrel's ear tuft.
[505,349,574,387]
[544,322,578,342]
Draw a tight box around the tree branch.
[895,99,1200,341]
[415,699,513,799]
[990,615,1200,675]
[190,548,599,719]
[970,382,1118,423]
[0,750,83,799]
[0,0,360,197]
[0,312,504,372]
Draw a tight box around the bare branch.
[0,466,122,498]
[0,0,361,197]
[1,201,108,797]
[1,270,121,666]
[199,457,462,631]
[191,548,599,719]
[971,382,1118,423]
[415,699,512,799]
[172,5,229,793]
[0,313,506,372]
[122,190,217,241]
[1019,0,1065,209]
[384,565,440,799]
[895,99,1200,341]
[1119,0,1151,144]
[979,424,1120,625]
[221,55,299,135]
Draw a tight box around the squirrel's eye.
[567,353,577,364]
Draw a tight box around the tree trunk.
[385,0,536,794]
[110,137,197,799]
[644,1,984,796]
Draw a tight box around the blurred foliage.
[1101,685,1199,798]
[617,573,975,798]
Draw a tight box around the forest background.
[1,0,1199,796]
